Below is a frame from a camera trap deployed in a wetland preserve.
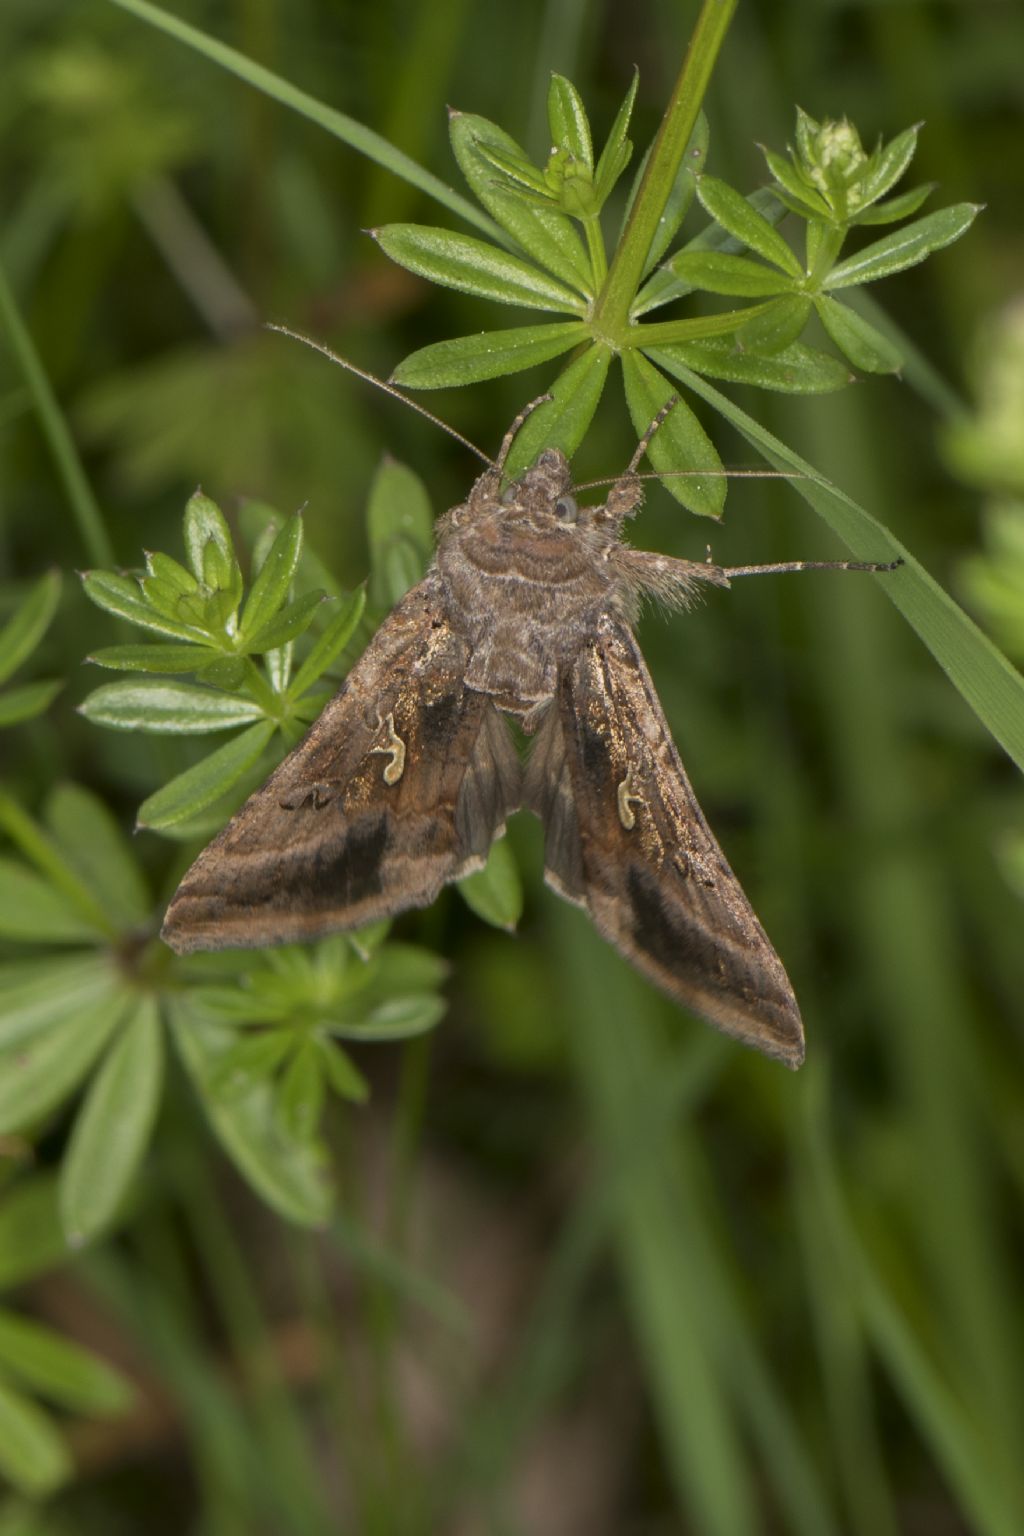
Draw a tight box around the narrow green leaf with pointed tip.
[81,570,204,641]
[0,571,60,686]
[138,719,275,831]
[0,678,63,726]
[0,1380,70,1496]
[0,993,129,1136]
[816,295,904,374]
[287,588,366,700]
[457,837,523,930]
[80,680,266,733]
[171,1003,333,1226]
[503,343,612,480]
[240,514,304,640]
[45,783,151,928]
[0,861,105,944]
[622,350,725,517]
[825,205,980,289]
[697,175,804,276]
[373,225,587,314]
[0,1309,132,1413]
[60,997,164,1247]
[392,321,586,389]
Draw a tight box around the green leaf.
[736,294,813,355]
[761,145,831,220]
[81,570,204,641]
[391,321,586,389]
[0,1176,66,1290]
[367,458,434,608]
[348,942,449,1002]
[86,643,214,673]
[0,792,114,938]
[548,75,593,170]
[45,783,151,929]
[0,956,115,1052]
[857,123,920,207]
[0,679,63,727]
[457,838,523,930]
[0,1309,131,1414]
[633,188,787,316]
[373,225,586,315]
[0,572,60,687]
[60,998,163,1247]
[79,679,266,733]
[621,350,725,517]
[502,343,612,480]
[288,588,366,700]
[318,1041,369,1103]
[245,590,326,655]
[239,514,304,640]
[208,1030,294,1098]
[816,295,904,374]
[332,995,446,1041]
[666,250,796,298]
[0,1380,70,1496]
[183,491,235,583]
[593,69,638,204]
[0,993,129,1136]
[171,1003,333,1226]
[649,339,850,395]
[0,861,105,944]
[448,112,592,293]
[824,204,980,289]
[697,176,803,276]
[276,1041,324,1143]
[854,183,934,227]
[650,349,1024,772]
[138,718,276,832]
[194,656,248,689]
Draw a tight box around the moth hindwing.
[163,426,810,1068]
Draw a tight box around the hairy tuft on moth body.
[162,395,900,1070]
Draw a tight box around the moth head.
[501,447,573,517]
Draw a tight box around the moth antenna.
[494,394,555,474]
[265,322,493,466]
[721,557,904,578]
[626,396,679,474]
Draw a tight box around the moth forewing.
[163,405,895,1064]
[160,576,522,953]
[536,615,804,1068]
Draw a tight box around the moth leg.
[610,547,731,610]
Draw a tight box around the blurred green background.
[2,1,1023,1532]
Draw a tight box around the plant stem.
[0,258,115,568]
[592,0,738,332]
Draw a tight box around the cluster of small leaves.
[372,80,978,518]
[0,779,454,1259]
[0,571,62,727]
[80,489,365,834]
[658,110,978,376]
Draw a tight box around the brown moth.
[162,401,896,1068]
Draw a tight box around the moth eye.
[555,494,578,522]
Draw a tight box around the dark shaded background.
[2,1,1023,1532]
